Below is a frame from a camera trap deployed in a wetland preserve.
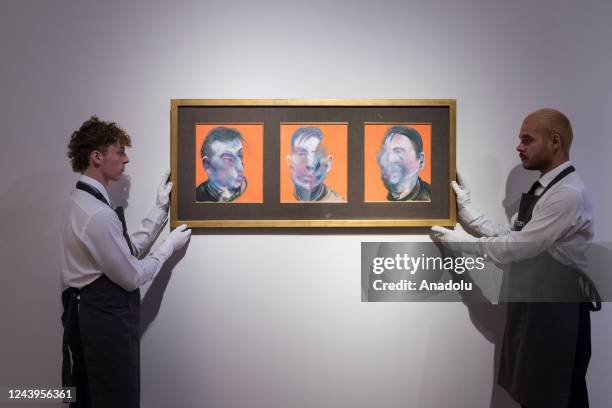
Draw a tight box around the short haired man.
[286,126,344,202]
[432,109,596,408]
[196,127,247,202]
[377,126,431,201]
[61,116,191,408]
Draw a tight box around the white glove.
[431,224,478,253]
[156,169,172,208]
[166,224,191,251]
[452,173,482,226]
[452,173,471,210]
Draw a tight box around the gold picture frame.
[171,99,456,228]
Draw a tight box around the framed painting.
[170,99,456,228]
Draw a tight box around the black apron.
[62,181,141,408]
[497,166,594,408]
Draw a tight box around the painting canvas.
[279,123,348,203]
[364,123,432,202]
[194,123,263,203]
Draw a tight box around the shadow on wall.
[140,247,187,337]
[107,173,186,339]
[502,165,537,221]
[107,174,131,209]
[461,165,538,408]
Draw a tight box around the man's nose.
[388,151,401,162]
[124,154,130,164]
[516,143,524,153]
[306,154,318,169]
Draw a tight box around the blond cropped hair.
[526,108,573,154]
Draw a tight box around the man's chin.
[521,161,536,170]
[295,183,317,191]
[295,176,319,189]
[382,176,401,186]
[382,180,401,193]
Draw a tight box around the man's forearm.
[459,206,511,237]
[130,205,169,258]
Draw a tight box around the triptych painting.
[171,100,455,228]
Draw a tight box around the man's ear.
[326,154,334,174]
[550,133,562,152]
[89,150,103,167]
[418,152,425,171]
[202,156,211,171]
[285,154,293,168]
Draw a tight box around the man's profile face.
[203,139,244,190]
[98,142,129,182]
[516,117,554,171]
[377,134,424,190]
[287,136,332,191]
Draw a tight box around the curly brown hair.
[67,116,132,172]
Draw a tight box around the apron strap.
[75,181,110,206]
[76,181,135,256]
[539,165,575,196]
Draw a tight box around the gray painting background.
[1,0,611,407]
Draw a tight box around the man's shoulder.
[536,172,593,219]
[70,190,118,227]
[546,172,590,203]
[69,189,114,217]
[412,178,431,201]
[64,190,118,240]
[420,178,431,192]
[195,181,207,192]
[195,181,214,202]
[321,185,345,202]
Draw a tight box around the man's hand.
[451,173,484,229]
[166,224,191,251]
[431,224,478,253]
[156,169,172,208]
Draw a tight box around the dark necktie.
[114,206,136,256]
[527,180,542,195]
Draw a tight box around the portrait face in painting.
[201,127,246,195]
[377,126,425,196]
[286,127,333,194]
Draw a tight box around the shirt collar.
[538,160,573,189]
[78,174,112,206]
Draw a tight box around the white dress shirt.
[60,175,173,291]
[466,161,594,270]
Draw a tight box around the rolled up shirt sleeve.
[476,186,583,263]
[83,208,173,291]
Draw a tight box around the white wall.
[1,0,611,407]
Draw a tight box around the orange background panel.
[194,123,263,203]
[363,123,432,202]
[280,123,348,203]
